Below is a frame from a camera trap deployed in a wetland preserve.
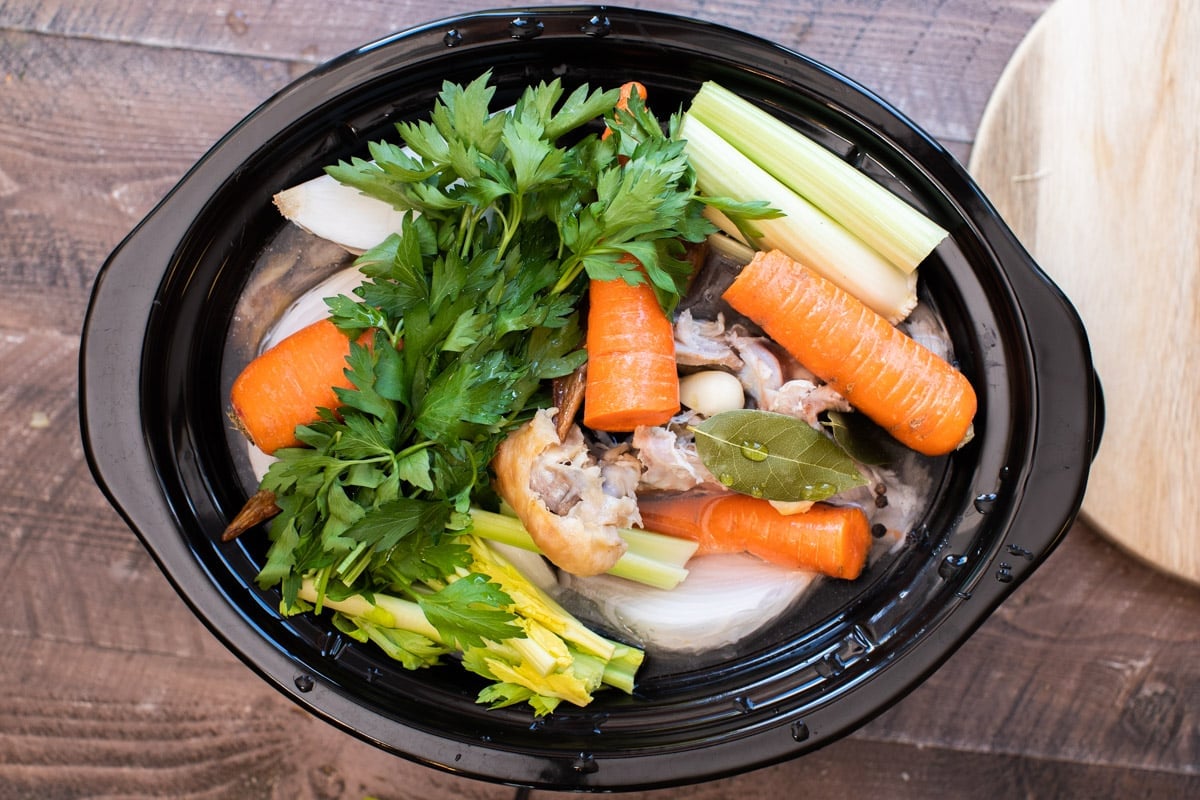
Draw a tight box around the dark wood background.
[2,1,1197,797]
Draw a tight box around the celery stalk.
[496,624,566,677]
[614,526,699,567]
[296,578,405,632]
[705,230,757,264]
[296,564,643,713]
[601,642,644,694]
[467,507,544,550]
[468,507,696,590]
[687,81,948,274]
[604,551,689,591]
[679,114,918,324]
[468,537,618,661]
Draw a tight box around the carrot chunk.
[583,275,680,432]
[229,318,360,454]
[723,249,976,456]
[638,492,872,579]
[601,81,648,141]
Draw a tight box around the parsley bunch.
[250,72,769,711]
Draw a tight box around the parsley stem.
[459,206,483,259]
[336,540,371,583]
[551,255,584,295]
[394,439,436,461]
[312,565,333,613]
[497,194,524,257]
[551,245,626,296]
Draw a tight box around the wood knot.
[1120,679,1182,746]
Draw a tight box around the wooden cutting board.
[969,0,1199,585]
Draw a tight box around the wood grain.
[605,732,1200,800]
[969,0,1200,585]
[0,0,1044,132]
[866,524,1200,775]
[0,31,296,333]
[5,0,1200,797]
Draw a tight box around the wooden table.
[2,1,1197,797]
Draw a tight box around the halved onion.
[558,553,817,652]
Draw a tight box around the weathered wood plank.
[0,636,519,800]
[0,0,1049,146]
[865,523,1200,775]
[0,32,296,333]
[0,328,224,659]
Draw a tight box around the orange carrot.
[229,318,365,454]
[583,82,679,432]
[723,249,976,456]
[637,492,871,579]
[583,271,680,432]
[602,81,647,141]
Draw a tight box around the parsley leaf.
[417,573,523,651]
[342,496,451,555]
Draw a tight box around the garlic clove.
[767,499,816,516]
[678,370,745,417]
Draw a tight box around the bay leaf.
[691,409,866,502]
[823,410,898,466]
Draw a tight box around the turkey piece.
[673,310,789,407]
[597,442,645,499]
[761,380,853,429]
[632,422,717,492]
[672,311,852,429]
[900,302,955,363]
[727,331,786,406]
[491,408,639,576]
[730,329,851,427]
[673,310,743,370]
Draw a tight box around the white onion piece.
[260,266,367,350]
[273,173,410,255]
[558,553,817,652]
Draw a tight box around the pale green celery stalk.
[299,576,564,677]
[483,627,563,678]
[468,507,695,590]
[615,526,698,567]
[706,230,757,264]
[300,557,641,697]
[605,552,688,591]
[679,114,918,324]
[296,577,433,636]
[468,537,617,661]
[687,81,948,274]
[599,642,644,695]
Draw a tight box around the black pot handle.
[1090,368,1105,462]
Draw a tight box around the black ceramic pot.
[80,6,1103,791]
